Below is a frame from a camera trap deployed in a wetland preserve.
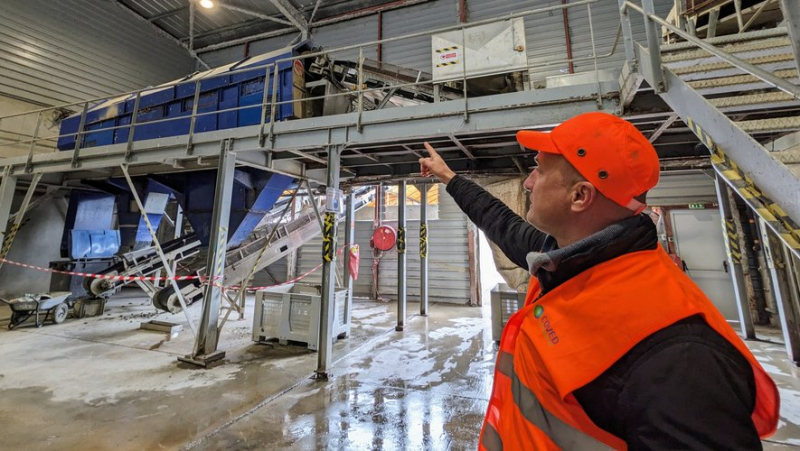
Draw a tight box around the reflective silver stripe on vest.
[482,423,503,451]
[497,351,613,451]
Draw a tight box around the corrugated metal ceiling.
[118,0,391,50]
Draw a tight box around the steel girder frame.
[0,82,618,179]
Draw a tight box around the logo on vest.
[533,305,559,345]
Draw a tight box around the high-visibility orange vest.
[480,247,779,450]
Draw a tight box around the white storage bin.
[252,283,350,351]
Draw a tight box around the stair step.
[661,27,787,53]
[772,148,800,164]
[662,37,792,63]
[735,116,800,133]
[708,91,798,108]
[673,53,796,77]
[688,68,798,90]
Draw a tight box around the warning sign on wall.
[435,46,460,67]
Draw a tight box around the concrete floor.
[1,290,799,450]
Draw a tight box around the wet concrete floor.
[1,289,799,450]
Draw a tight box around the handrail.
[624,1,800,100]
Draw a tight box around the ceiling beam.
[218,3,294,26]
[148,5,189,22]
[112,0,211,69]
[268,0,310,38]
[450,134,476,160]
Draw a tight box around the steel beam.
[450,135,476,160]
[0,172,18,260]
[149,6,189,22]
[180,140,237,367]
[111,0,210,70]
[0,173,41,269]
[759,218,800,365]
[342,192,355,330]
[619,0,637,72]
[268,0,309,38]
[781,0,800,73]
[715,176,756,339]
[396,180,407,331]
[419,183,429,316]
[316,145,342,379]
[218,3,293,26]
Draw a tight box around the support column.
[396,180,407,332]
[618,0,637,72]
[372,183,383,300]
[419,184,429,317]
[715,177,755,339]
[642,0,665,92]
[342,192,355,334]
[759,218,800,365]
[0,172,18,256]
[781,0,800,74]
[180,140,236,367]
[316,145,341,379]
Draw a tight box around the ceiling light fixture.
[199,0,215,9]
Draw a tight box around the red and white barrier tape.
[0,257,213,282]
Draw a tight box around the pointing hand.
[419,142,456,184]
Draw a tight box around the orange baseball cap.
[516,112,660,215]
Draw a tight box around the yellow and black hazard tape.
[397,227,406,254]
[434,46,459,53]
[322,212,336,262]
[215,226,228,276]
[725,219,742,264]
[0,222,21,258]
[686,116,800,251]
[419,223,428,258]
[436,61,459,68]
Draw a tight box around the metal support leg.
[781,0,800,74]
[707,8,720,38]
[121,165,198,337]
[642,0,665,92]
[759,218,800,365]
[179,139,237,367]
[342,192,355,333]
[0,172,18,261]
[715,176,756,339]
[396,180,407,332]
[316,144,341,379]
[0,173,41,270]
[419,183,429,316]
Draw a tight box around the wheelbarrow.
[0,292,72,330]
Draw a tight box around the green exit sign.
[689,203,705,209]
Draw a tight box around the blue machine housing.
[57,43,310,150]
[60,192,121,259]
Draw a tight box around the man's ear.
[570,182,597,213]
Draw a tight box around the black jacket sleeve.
[574,316,761,451]
[445,175,547,269]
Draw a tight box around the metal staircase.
[622,7,800,259]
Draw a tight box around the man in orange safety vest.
[420,112,779,450]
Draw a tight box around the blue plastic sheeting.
[60,192,117,259]
[57,43,309,150]
[69,230,120,259]
[228,173,292,247]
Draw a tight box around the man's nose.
[523,170,536,192]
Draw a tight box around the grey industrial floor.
[1,290,799,450]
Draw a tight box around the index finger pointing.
[423,142,440,157]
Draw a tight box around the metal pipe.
[396,180,407,331]
[419,183,429,316]
[343,192,355,329]
[625,0,800,99]
[562,0,575,74]
[377,11,383,63]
